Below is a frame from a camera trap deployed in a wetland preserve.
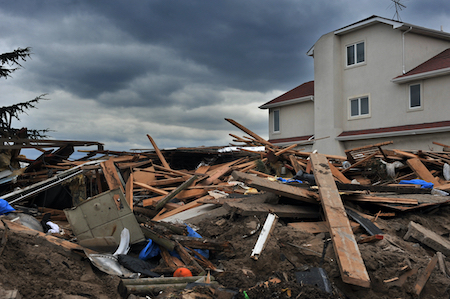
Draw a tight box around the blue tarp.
[276,177,303,184]
[0,198,14,215]
[399,179,434,189]
[139,224,209,261]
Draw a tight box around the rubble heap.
[1,119,450,298]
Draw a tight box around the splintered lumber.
[199,158,245,186]
[140,225,176,251]
[344,195,418,205]
[310,153,370,288]
[231,171,318,204]
[415,254,438,296]
[133,166,156,185]
[0,219,87,252]
[406,158,442,186]
[146,134,171,169]
[100,159,124,192]
[341,152,377,174]
[224,118,273,146]
[288,221,360,234]
[142,189,208,207]
[274,144,298,156]
[224,202,320,218]
[328,162,351,184]
[251,213,278,260]
[171,235,234,252]
[289,155,305,173]
[155,175,198,211]
[152,195,212,221]
[403,221,450,256]
[125,172,134,210]
[174,241,204,274]
[134,182,169,196]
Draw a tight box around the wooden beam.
[146,134,171,169]
[310,153,370,288]
[224,118,272,145]
[224,202,320,218]
[231,171,318,204]
[125,172,134,211]
[406,158,441,186]
[341,152,377,174]
[274,144,298,156]
[415,254,438,296]
[328,162,352,184]
[152,195,212,221]
[100,158,124,192]
[155,175,198,211]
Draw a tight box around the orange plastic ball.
[173,267,193,277]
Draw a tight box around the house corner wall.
[312,32,345,155]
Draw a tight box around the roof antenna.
[389,0,406,21]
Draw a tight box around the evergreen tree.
[0,47,49,139]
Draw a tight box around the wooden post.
[310,153,370,288]
[147,134,171,169]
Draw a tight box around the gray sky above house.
[1,0,450,155]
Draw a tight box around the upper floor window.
[273,109,280,132]
[350,96,369,118]
[347,42,365,66]
[409,83,422,109]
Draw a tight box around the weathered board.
[310,153,370,288]
[231,171,318,204]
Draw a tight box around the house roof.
[259,81,314,109]
[308,15,450,56]
[336,120,450,141]
[392,48,450,83]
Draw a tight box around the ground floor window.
[349,96,369,118]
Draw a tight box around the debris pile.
[1,119,450,298]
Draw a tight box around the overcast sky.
[1,0,450,156]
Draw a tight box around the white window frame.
[408,82,423,111]
[348,94,371,119]
[346,41,365,67]
[273,109,280,133]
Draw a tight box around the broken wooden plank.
[224,202,320,218]
[100,159,124,192]
[415,254,438,296]
[225,118,274,146]
[133,166,156,185]
[289,155,305,173]
[125,172,134,211]
[152,195,212,221]
[147,134,171,169]
[155,175,198,211]
[171,235,234,252]
[310,153,370,288]
[142,189,208,207]
[403,221,450,256]
[406,158,441,186]
[328,162,351,184]
[288,221,360,234]
[274,144,298,156]
[134,182,169,196]
[231,171,318,204]
[344,195,418,205]
[341,152,377,174]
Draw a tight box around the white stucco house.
[259,15,450,155]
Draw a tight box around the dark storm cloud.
[2,0,450,151]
